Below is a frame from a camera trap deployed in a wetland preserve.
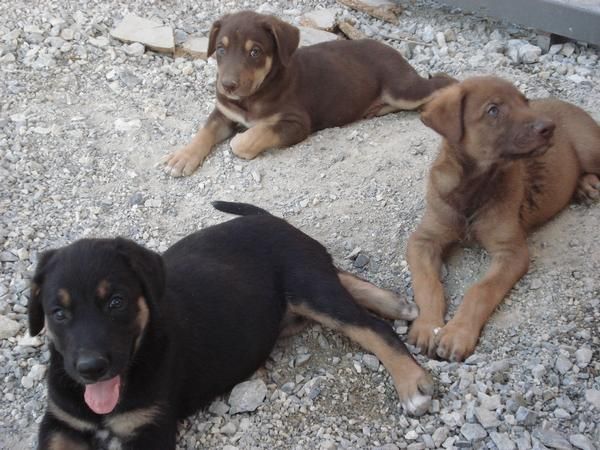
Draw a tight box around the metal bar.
[434,0,600,46]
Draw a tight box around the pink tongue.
[84,375,121,414]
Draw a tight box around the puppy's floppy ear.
[207,17,224,58]
[29,249,58,336]
[263,16,299,67]
[115,238,165,307]
[421,84,465,145]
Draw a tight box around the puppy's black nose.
[76,353,109,380]
[221,79,239,93]
[533,119,555,138]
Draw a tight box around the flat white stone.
[181,36,209,59]
[299,9,338,31]
[110,14,174,53]
[337,0,401,23]
[298,26,339,47]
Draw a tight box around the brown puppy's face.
[421,77,555,164]
[28,238,164,415]
[208,11,300,100]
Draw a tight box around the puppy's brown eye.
[487,104,499,118]
[216,47,226,57]
[250,47,261,58]
[108,296,124,310]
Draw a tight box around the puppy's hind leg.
[566,104,600,203]
[378,68,457,116]
[288,276,433,416]
[337,271,417,320]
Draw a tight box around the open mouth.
[83,375,122,415]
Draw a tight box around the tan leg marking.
[48,399,97,433]
[290,303,433,416]
[436,239,529,361]
[222,36,229,47]
[104,405,162,438]
[163,110,234,177]
[230,122,282,160]
[337,271,417,320]
[134,297,150,352]
[57,288,71,308]
[345,326,434,416]
[406,221,458,357]
[48,432,91,450]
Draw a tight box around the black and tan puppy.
[407,77,600,362]
[30,202,433,450]
[162,11,455,177]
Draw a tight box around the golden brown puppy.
[406,76,600,361]
[162,11,455,177]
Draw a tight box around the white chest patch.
[217,101,253,128]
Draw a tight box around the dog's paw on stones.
[228,379,267,414]
[435,320,479,362]
[397,370,434,417]
[160,146,204,177]
[407,318,444,357]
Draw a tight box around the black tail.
[211,201,271,216]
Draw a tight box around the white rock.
[298,27,339,47]
[299,9,338,31]
[89,36,109,47]
[228,379,267,414]
[0,315,21,339]
[21,376,34,389]
[421,25,435,43]
[29,364,46,381]
[567,74,587,84]
[110,14,174,53]
[560,42,576,57]
[115,118,141,132]
[17,334,42,347]
[181,36,209,59]
[123,42,145,57]
[519,44,542,64]
[555,354,572,374]
[584,389,600,409]
[569,434,595,450]
[435,32,446,48]
[574,347,592,368]
[60,28,74,41]
[362,354,380,371]
[337,0,401,24]
[548,44,563,55]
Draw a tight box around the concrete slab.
[437,0,600,46]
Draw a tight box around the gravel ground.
[1,0,599,449]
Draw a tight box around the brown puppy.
[407,76,600,361]
[162,11,455,177]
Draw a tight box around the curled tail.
[211,201,271,216]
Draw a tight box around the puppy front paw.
[396,369,434,417]
[407,318,444,357]
[435,319,479,362]
[161,145,205,177]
